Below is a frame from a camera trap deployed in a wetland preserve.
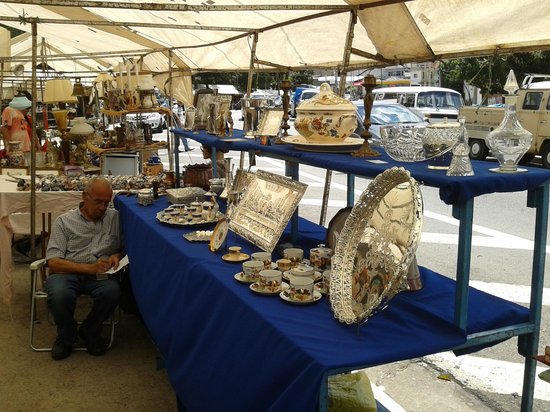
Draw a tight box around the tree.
[289,71,314,87]
[440,51,550,101]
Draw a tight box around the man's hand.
[95,257,113,274]
[107,254,122,271]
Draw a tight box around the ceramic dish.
[249,281,289,296]
[279,289,322,305]
[282,270,322,283]
[222,252,250,263]
[281,135,363,153]
[183,230,213,242]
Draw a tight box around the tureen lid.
[297,82,355,112]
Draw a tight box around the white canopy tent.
[1,0,550,85]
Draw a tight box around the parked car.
[291,86,319,117]
[373,86,464,123]
[125,111,166,133]
[353,100,428,147]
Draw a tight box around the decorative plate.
[209,218,228,252]
[329,167,424,325]
[249,281,289,296]
[183,230,213,242]
[326,206,353,251]
[280,289,322,305]
[281,135,363,153]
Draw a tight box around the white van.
[373,86,464,122]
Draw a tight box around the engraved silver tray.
[329,167,424,324]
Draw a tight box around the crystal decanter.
[486,70,533,173]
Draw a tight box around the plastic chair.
[29,258,118,352]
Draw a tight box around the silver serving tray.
[156,211,224,228]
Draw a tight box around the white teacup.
[251,252,272,270]
[242,260,264,282]
[259,269,282,293]
[309,246,333,270]
[276,258,292,272]
[289,276,314,301]
[283,248,304,268]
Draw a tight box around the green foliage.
[289,71,314,86]
[440,51,550,99]
[192,70,313,93]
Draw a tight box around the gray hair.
[84,176,112,195]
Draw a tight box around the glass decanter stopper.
[486,70,533,173]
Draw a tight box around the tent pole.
[0,62,4,119]
[320,10,358,227]
[337,10,357,97]
[168,50,181,188]
[245,32,258,98]
[30,20,38,260]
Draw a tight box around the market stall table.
[115,195,530,412]
[0,175,82,304]
[173,128,550,411]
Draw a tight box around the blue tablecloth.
[114,195,529,412]
[173,128,550,205]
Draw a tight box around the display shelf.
[175,128,550,412]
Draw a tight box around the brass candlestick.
[280,79,292,140]
[352,75,380,157]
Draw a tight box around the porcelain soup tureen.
[294,83,357,143]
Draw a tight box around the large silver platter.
[330,167,423,324]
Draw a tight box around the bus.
[372,86,464,122]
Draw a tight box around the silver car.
[353,100,428,147]
[125,111,166,133]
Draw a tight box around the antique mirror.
[329,167,424,324]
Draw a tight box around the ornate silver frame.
[228,170,307,252]
[231,169,255,194]
[329,167,424,324]
[254,108,284,137]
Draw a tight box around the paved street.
[156,114,550,411]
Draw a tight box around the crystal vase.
[486,100,533,173]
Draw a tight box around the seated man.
[45,177,123,360]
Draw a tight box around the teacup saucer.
[234,272,256,284]
[222,252,250,263]
[279,289,322,305]
[282,270,322,283]
[249,281,289,296]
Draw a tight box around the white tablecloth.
[0,176,81,304]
